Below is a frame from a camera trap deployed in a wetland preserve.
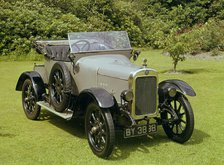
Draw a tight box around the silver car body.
[34,31,159,120]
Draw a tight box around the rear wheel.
[22,79,40,120]
[85,103,115,158]
[161,93,194,143]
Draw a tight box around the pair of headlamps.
[121,88,176,102]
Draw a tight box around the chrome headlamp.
[121,90,133,102]
[168,87,177,97]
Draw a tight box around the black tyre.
[161,93,194,143]
[49,62,71,112]
[85,103,115,158]
[22,79,40,120]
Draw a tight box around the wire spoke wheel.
[51,70,64,104]
[85,103,115,158]
[89,109,106,150]
[167,99,187,135]
[161,93,194,143]
[49,62,71,112]
[22,79,40,120]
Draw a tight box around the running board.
[37,101,73,120]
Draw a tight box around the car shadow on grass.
[185,129,210,145]
[110,128,170,160]
[109,128,210,160]
[38,111,210,160]
[38,110,86,139]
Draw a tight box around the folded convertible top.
[33,40,70,61]
[33,40,69,54]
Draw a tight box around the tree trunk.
[173,61,178,72]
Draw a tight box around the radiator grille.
[135,76,157,115]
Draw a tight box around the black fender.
[77,87,115,110]
[15,71,46,101]
[158,79,196,102]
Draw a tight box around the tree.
[166,42,187,72]
[165,32,190,72]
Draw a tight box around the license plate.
[124,124,157,138]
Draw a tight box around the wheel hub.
[91,126,99,134]
[56,84,62,93]
[25,86,34,102]
[90,121,102,135]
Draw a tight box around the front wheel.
[85,103,115,158]
[161,93,194,143]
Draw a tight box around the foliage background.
[0,0,224,58]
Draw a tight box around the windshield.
[68,31,131,53]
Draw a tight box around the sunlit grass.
[0,50,224,164]
[0,50,43,61]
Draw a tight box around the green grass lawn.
[0,50,224,165]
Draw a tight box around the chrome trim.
[129,68,159,120]
[130,68,157,78]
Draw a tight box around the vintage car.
[16,31,196,158]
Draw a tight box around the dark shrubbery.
[0,0,87,56]
[0,0,224,58]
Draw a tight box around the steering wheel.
[71,40,91,52]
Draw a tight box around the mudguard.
[78,87,115,109]
[158,79,196,102]
[15,71,46,101]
